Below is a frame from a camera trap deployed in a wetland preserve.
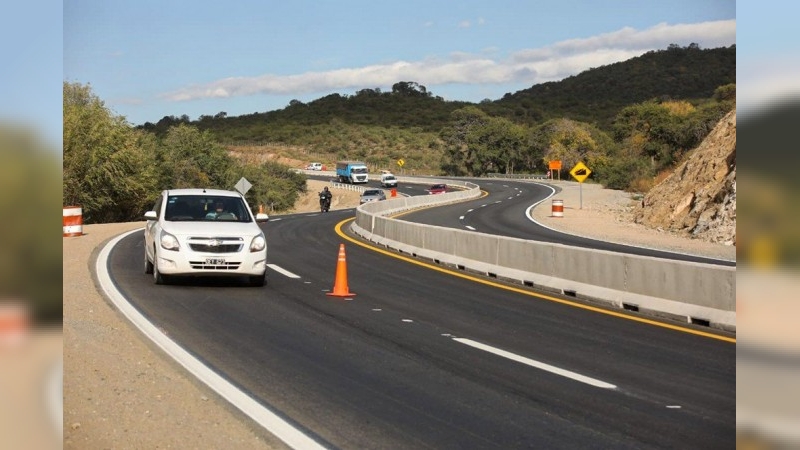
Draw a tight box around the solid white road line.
[453,337,617,389]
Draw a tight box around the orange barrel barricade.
[63,206,83,237]
[551,199,564,218]
[390,188,397,197]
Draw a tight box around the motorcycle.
[319,194,331,213]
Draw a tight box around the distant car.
[359,189,387,204]
[380,173,398,188]
[427,184,447,194]
[143,188,270,287]
[305,162,323,171]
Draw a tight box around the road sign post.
[548,160,562,180]
[568,162,592,209]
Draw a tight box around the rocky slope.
[634,109,736,246]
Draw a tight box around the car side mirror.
[255,213,270,223]
[144,211,157,220]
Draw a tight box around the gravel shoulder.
[529,180,735,261]
[63,179,734,448]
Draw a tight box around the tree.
[63,82,158,223]
[235,160,306,212]
[156,124,234,190]
[439,106,491,175]
[529,118,612,179]
[466,116,528,175]
[713,83,736,102]
[391,81,431,97]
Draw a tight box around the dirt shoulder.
[63,179,733,448]
[63,223,287,449]
[528,180,735,261]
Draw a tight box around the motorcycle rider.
[319,186,332,212]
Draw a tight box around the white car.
[305,162,323,171]
[143,188,270,286]
[380,173,398,188]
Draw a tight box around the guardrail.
[350,176,735,332]
[485,173,550,180]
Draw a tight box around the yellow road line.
[334,217,736,344]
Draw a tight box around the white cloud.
[113,97,142,105]
[458,20,471,28]
[159,20,735,103]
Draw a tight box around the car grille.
[187,237,244,253]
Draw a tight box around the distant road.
[315,174,735,266]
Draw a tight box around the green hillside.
[140,44,734,138]
[485,44,735,129]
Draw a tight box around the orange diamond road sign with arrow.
[569,161,591,183]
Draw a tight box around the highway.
[103,179,735,448]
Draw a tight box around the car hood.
[161,221,263,237]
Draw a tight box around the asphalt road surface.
[106,203,735,448]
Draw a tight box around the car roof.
[165,188,243,198]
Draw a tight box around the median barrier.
[353,176,736,332]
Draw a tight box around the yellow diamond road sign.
[569,161,591,183]
[397,159,405,167]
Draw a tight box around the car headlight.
[250,233,266,252]
[160,231,180,251]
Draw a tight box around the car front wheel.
[153,247,171,285]
[144,247,154,274]
[249,273,266,287]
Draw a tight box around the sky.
[1,1,63,147]
[63,0,736,127]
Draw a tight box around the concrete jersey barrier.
[350,176,735,332]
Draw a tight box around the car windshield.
[363,190,381,196]
[165,195,252,222]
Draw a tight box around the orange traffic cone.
[327,243,356,297]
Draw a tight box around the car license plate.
[206,257,226,265]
